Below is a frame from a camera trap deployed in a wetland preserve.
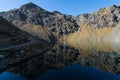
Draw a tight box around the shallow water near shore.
[0,41,120,80]
[0,64,120,80]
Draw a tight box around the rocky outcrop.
[75,5,120,28]
[0,2,79,37]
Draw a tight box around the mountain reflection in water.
[0,41,120,80]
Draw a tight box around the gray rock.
[75,5,120,28]
[0,2,79,37]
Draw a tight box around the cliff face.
[75,5,120,28]
[0,2,79,37]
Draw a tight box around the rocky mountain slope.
[75,5,120,28]
[0,17,30,49]
[65,5,120,76]
[66,5,120,51]
[0,2,79,37]
[0,17,53,72]
[1,3,120,38]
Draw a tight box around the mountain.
[75,5,120,28]
[0,16,52,55]
[0,17,30,49]
[0,16,53,71]
[65,5,120,56]
[1,3,120,38]
[0,2,79,37]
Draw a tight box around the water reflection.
[4,41,120,79]
[7,43,80,79]
[65,26,120,74]
[0,36,120,79]
[1,64,120,80]
[0,71,25,80]
[36,64,120,80]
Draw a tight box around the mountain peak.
[20,2,42,10]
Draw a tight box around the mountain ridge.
[75,5,120,28]
[1,2,120,37]
[0,2,79,37]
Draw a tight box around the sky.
[0,0,120,16]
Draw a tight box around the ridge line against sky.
[0,0,120,16]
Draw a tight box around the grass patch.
[65,22,115,57]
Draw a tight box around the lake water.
[0,64,120,80]
[0,41,120,80]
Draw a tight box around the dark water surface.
[0,42,120,80]
[0,64,120,80]
[36,64,120,80]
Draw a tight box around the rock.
[75,5,120,28]
[0,2,79,37]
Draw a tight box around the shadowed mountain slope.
[0,16,53,72]
[0,17,31,49]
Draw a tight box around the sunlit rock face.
[75,5,120,28]
[0,2,79,37]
